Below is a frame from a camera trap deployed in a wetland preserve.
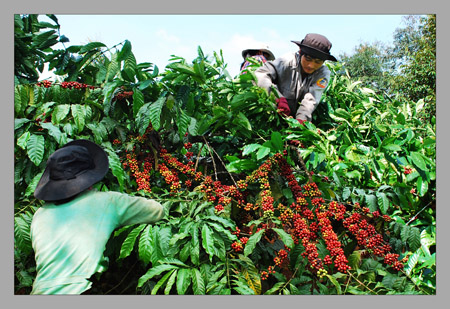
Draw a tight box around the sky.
[40,14,412,79]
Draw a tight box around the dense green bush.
[14,14,435,295]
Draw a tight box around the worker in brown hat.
[255,33,337,124]
[30,139,164,294]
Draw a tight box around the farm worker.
[240,43,275,71]
[30,139,164,294]
[255,33,337,124]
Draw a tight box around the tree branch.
[202,136,218,181]
[289,145,312,183]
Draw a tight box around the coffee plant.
[14,15,435,295]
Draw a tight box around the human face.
[300,53,324,74]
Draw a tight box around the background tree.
[390,15,424,68]
[339,41,390,93]
[390,15,436,121]
[336,15,435,123]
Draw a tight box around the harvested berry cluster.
[117,132,405,281]
[120,125,157,193]
[221,153,404,280]
[404,167,413,175]
[122,151,153,193]
[60,81,96,89]
[112,91,134,101]
[36,80,53,88]
[36,80,97,90]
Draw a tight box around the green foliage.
[339,42,391,92]
[391,15,436,122]
[14,15,435,295]
[14,207,38,293]
[14,14,61,84]
[130,192,238,294]
[337,15,435,124]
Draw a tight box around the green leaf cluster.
[14,15,435,295]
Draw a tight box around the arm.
[254,59,284,98]
[255,55,298,116]
[295,93,318,121]
[295,68,331,121]
[108,191,164,226]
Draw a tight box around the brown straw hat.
[34,139,109,202]
[291,33,337,62]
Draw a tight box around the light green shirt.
[30,190,164,294]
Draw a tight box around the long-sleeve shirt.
[255,52,331,121]
[30,189,164,294]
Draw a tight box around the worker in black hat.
[255,33,337,124]
[30,139,164,294]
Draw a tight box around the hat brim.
[291,40,337,62]
[34,140,109,202]
[242,49,275,61]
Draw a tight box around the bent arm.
[255,61,283,98]
[109,192,164,226]
[295,70,330,121]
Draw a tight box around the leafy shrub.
[14,19,435,295]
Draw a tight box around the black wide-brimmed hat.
[34,139,109,202]
[292,33,337,62]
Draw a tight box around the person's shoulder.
[94,190,151,203]
[314,65,331,78]
[87,190,138,209]
[318,64,331,74]
[83,189,124,201]
[265,52,296,71]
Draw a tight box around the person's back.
[30,139,164,294]
[31,189,163,294]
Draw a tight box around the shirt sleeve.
[107,191,165,226]
[254,60,284,98]
[295,68,331,121]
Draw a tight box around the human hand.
[276,97,290,116]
